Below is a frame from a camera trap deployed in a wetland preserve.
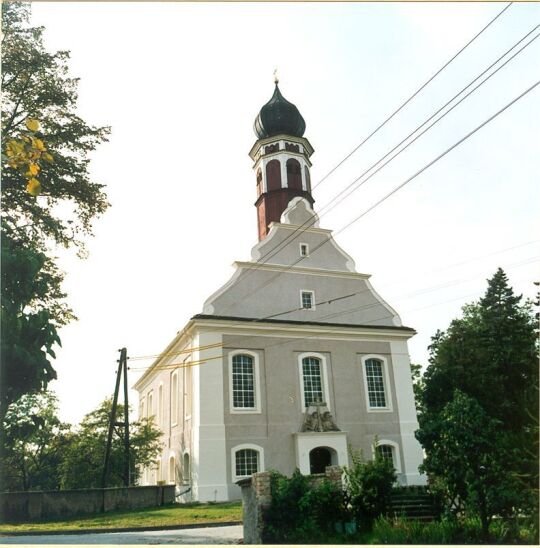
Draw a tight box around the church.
[134,81,425,501]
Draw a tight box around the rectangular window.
[232,354,255,408]
[365,358,387,408]
[376,444,394,466]
[235,449,259,477]
[300,243,309,257]
[301,290,315,310]
[302,356,324,407]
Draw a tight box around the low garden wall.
[1,485,175,522]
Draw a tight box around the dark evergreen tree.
[416,269,538,530]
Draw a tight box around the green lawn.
[0,501,242,533]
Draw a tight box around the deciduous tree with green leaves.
[0,1,109,421]
[59,399,162,489]
[1,391,72,491]
[415,268,538,538]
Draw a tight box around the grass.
[0,501,242,534]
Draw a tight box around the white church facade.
[134,82,425,501]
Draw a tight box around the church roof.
[253,84,306,139]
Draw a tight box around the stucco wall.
[1,485,175,522]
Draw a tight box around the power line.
[219,80,540,311]
[220,24,538,307]
[312,2,514,191]
[238,26,539,278]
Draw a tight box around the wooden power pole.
[102,347,131,488]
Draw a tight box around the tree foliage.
[415,269,539,536]
[1,1,110,254]
[1,392,72,491]
[59,398,162,490]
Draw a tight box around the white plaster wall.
[390,340,426,485]
[192,330,229,501]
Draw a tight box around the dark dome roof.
[254,84,306,139]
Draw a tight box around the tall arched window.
[376,444,394,466]
[266,159,281,191]
[157,383,163,428]
[286,158,302,189]
[256,168,263,197]
[169,455,176,484]
[183,453,190,484]
[302,356,323,407]
[171,370,178,425]
[232,354,255,408]
[304,166,311,192]
[364,358,388,409]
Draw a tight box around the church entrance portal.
[309,447,332,474]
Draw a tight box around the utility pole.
[102,347,131,489]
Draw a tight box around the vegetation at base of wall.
[0,501,242,533]
[262,470,347,544]
[370,516,538,545]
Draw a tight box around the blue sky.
[29,2,539,423]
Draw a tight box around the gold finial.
[273,68,279,85]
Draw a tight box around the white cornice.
[233,260,370,280]
[191,317,415,342]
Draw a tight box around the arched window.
[147,391,153,419]
[169,455,176,484]
[232,354,255,408]
[183,453,190,484]
[266,159,281,191]
[156,459,162,483]
[171,370,178,425]
[157,383,163,428]
[304,166,311,192]
[229,351,261,413]
[286,158,302,190]
[302,356,323,407]
[231,444,265,481]
[256,168,263,197]
[362,357,391,410]
[374,440,401,473]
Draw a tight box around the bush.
[263,470,348,543]
[343,447,396,530]
[371,516,538,545]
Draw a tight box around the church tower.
[249,78,315,241]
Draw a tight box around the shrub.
[342,447,396,530]
[262,470,348,543]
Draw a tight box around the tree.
[416,269,538,532]
[59,399,162,489]
[1,391,72,491]
[0,1,109,416]
[1,1,110,256]
[0,237,61,424]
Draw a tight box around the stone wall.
[238,466,342,544]
[1,485,175,522]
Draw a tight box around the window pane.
[365,359,387,407]
[302,291,313,309]
[302,357,323,406]
[232,354,255,408]
[377,445,394,467]
[236,449,259,476]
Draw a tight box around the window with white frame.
[300,290,315,310]
[374,440,401,473]
[376,444,394,466]
[169,455,175,484]
[300,243,309,257]
[147,391,154,419]
[157,383,163,428]
[364,357,389,409]
[171,370,178,425]
[229,351,261,413]
[231,444,265,481]
[301,356,324,407]
[232,354,255,408]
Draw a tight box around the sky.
[27,2,539,425]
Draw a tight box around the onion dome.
[254,84,306,139]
